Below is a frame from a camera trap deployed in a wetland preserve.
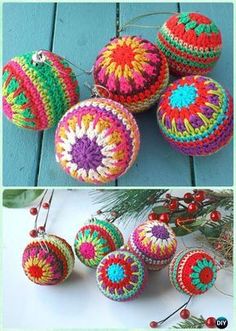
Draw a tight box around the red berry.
[30,207,38,216]
[148,212,159,221]
[159,213,170,224]
[42,202,49,209]
[180,308,190,319]
[194,190,206,202]
[38,226,45,233]
[29,229,38,238]
[165,193,171,199]
[215,243,222,251]
[168,199,179,211]
[111,211,118,217]
[150,321,158,328]
[96,210,102,214]
[188,202,199,214]
[205,317,216,328]
[210,210,221,222]
[183,193,193,203]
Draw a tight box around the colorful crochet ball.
[157,12,222,76]
[93,35,169,113]
[22,235,75,285]
[96,250,148,301]
[157,76,233,156]
[55,98,140,184]
[2,50,79,130]
[128,220,177,270]
[74,219,124,268]
[169,248,217,295]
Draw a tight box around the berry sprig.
[29,190,54,238]
[148,190,222,230]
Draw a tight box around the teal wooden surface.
[2,3,233,187]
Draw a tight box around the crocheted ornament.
[2,50,79,130]
[55,98,140,184]
[157,76,233,156]
[157,12,222,76]
[96,250,148,301]
[169,248,217,295]
[127,220,177,270]
[74,219,124,268]
[22,235,75,285]
[93,35,169,113]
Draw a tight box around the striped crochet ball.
[169,248,217,295]
[55,98,140,184]
[127,220,177,270]
[157,12,222,76]
[74,219,124,268]
[22,235,75,285]
[96,250,148,301]
[2,50,79,130]
[93,35,169,113]
[157,75,233,156]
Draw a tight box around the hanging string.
[118,11,178,32]
[84,82,110,99]
[213,284,233,298]
[31,50,93,77]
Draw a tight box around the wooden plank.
[37,3,117,186]
[179,3,233,185]
[3,3,55,186]
[118,2,192,186]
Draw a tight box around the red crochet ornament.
[157,12,222,76]
[169,248,217,296]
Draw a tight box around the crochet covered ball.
[55,98,140,184]
[93,35,169,113]
[96,250,148,301]
[169,248,217,295]
[157,12,222,76]
[2,50,79,130]
[22,235,75,285]
[157,76,233,156]
[74,219,124,268]
[128,220,177,270]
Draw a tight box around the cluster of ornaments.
[3,12,233,184]
[23,194,218,304]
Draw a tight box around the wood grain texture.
[118,2,192,186]
[37,3,117,186]
[179,2,233,186]
[3,3,55,186]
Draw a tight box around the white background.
[2,190,233,329]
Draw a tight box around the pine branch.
[172,315,205,329]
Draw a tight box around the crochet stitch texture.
[157,75,233,156]
[74,219,124,268]
[169,248,217,295]
[96,250,148,301]
[2,50,79,130]
[128,220,177,270]
[157,12,222,76]
[22,235,75,285]
[55,98,140,184]
[93,35,169,113]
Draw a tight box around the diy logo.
[216,317,228,329]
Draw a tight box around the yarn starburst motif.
[157,75,233,156]
[128,220,177,270]
[190,258,217,292]
[96,250,148,301]
[22,235,75,285]
[157,12,222,76]
[74,219,124,268]
[55,98,140,184]
[93,35,169,113]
